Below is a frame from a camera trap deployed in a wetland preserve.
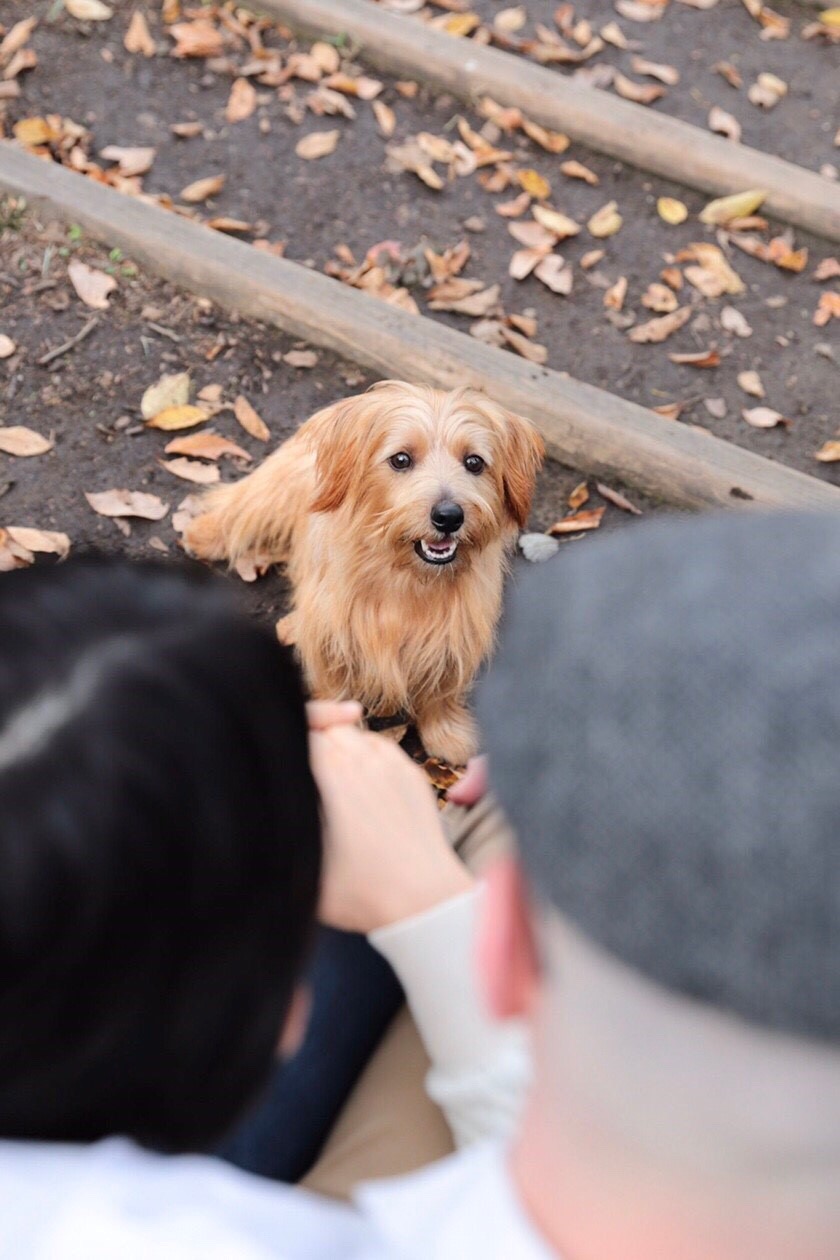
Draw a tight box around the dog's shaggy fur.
[185,381,544,764]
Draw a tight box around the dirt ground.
[1,1,838,492]
[0,208,657,627]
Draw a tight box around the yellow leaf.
[517,168,551,200]
[657,196,688,225]
[13,116,56,146]
[815,440,840,462]
[588,201,623,238]
[295,130,340,160]
[141,371,191,420]
[234,395,270,442]
[699,189,768,226]
[443,13,481,36]
[146,405,209,431]
[521,118,570,153]
[819,6,840,25]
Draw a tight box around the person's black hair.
[0,555,321,1151]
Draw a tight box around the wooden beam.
[258,0,840,244]
[2,143,838,513]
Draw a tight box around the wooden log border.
[2,143,839,513]
[258,0,840,244]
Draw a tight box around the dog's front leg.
[416,696,478,767]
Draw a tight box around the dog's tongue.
[428,540,451,553]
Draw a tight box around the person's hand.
[309,725,474,934]
[447,755,488,807]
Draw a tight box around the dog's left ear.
[307,396,372,513]
[499,410,545,529]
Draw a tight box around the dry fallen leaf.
[161,456,221,484]
[85,489,169,520]
[661,266,683,289]
[234,394,270,441]
[669,348,721,367]
[642,282,678,312]
[814,292,840,326]
[742,406,787,428]
[494,5,527,32]
[534,255,573,294]
[613,72,666,104]
[284,349,320,368]
[180,174,226,203]
[0,335,16,359]
[145,404,209,432]
[386,139,444,190]
[738,369,765,397]
[496,191,531,217]
[100,144,156,176]
[814,440,840,462]
[631,56,679,85]
[680,243,745,296]
[428,284,501,315]
[169,20,224,58]
[124,10,156,56]
[324,72,383,100]
[748,72,787,108]
[699,188,767,225]
[164,432,251,461]
[171,120,203,139]
[657,196,688,225]
[67,260,118,310]
[65,0,113,19]
[531,205,581,240]
[588,201,623,238]
[310,40,341,74]
[372,100,396,138]
[501,326,548,363]
[141,371,191,420]
[0,17,37,64]
[296,129,340,160]
[714,60,743,88]
[510,248,548,279]
[813,258,840,282]
[708,106,742,142]
[5,526,70,558]
[208,217,254,235]
[628,305,692,342]
[226,77,257,124]
[568,481,590,510]
[517,169,552,200]
[520,118,570,154]
[560,159,599,185]
[13,117,57,146]
[0,426,53,456]
[547,507,606,535]
[596,483,642,514]
[720,305,753,337]
[604,275,628,310]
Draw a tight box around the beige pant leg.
[300,796,513,1201]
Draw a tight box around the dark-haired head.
[0,555,321,1151]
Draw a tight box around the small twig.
[23,279,58,297]
[37,317,99,367]
[146,321,183,342]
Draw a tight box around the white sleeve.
[368,886,531,1147]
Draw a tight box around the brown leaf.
[171,120,203,139]
[814,292,840,326]
[628,305,692,343]
[100,144,156,176]
[496,191,532,217]
[568,481,590,510]
[615,0,665,20]
[680,243,744,296]
[169,20,224,58]
[500,327,548,363]
[124,10,156,56]
[631,55,679,84]
[324,72,383,100]
[0,18,38,66]
[145,404,209,431]
[494,5,527,32]
[581,249,605,270]
[661,266,683,289]
[520,118,570,154]
[66,0,113,19]
[535,255,573,294]
[85,489,169,519]
[652,401,687,420]
[67,260,118,310]
[714,60,743,88]
[613,72,666,103]
[742,406,787,428]
[814,440,840,463]
[372,100,396,138]
[0,426,53,456]
[560,159,599,185]
[161,456,221,484]
[226,77,257,123]
[604,275,628,310]
[386,139,444,190]
[180,173,225,202]
[13,117,58,147]
[164,432,251,461]
[813,258,840,282]
[234,395,270,441]
[428,284,501,315]
[207,217,254,234]
[310,41,341,73]
[708,106,742,143]
[296,130,340,160]
[5,526,70,558]
[596,483,642,514]
[510,248,549,279]
[547,507,606,535]
[641,282,678,312]
[669,348,722,367]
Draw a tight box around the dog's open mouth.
[415,538,459,565]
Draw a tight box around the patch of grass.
[0,197,27,233]
[67,224,84,243]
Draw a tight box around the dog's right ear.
[307,395,372,513]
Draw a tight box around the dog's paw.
[183,511,228,562]
[418,704,477,768]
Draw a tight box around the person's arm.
[310,727,530,1147]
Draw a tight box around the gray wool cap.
[477,512,840,1043]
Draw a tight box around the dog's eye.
[464,454,485,475]
[388,452,413,471]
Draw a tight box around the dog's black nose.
[430,501,464,534]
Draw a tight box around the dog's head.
[305,381,545,573]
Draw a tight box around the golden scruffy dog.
[185,380,544,764]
